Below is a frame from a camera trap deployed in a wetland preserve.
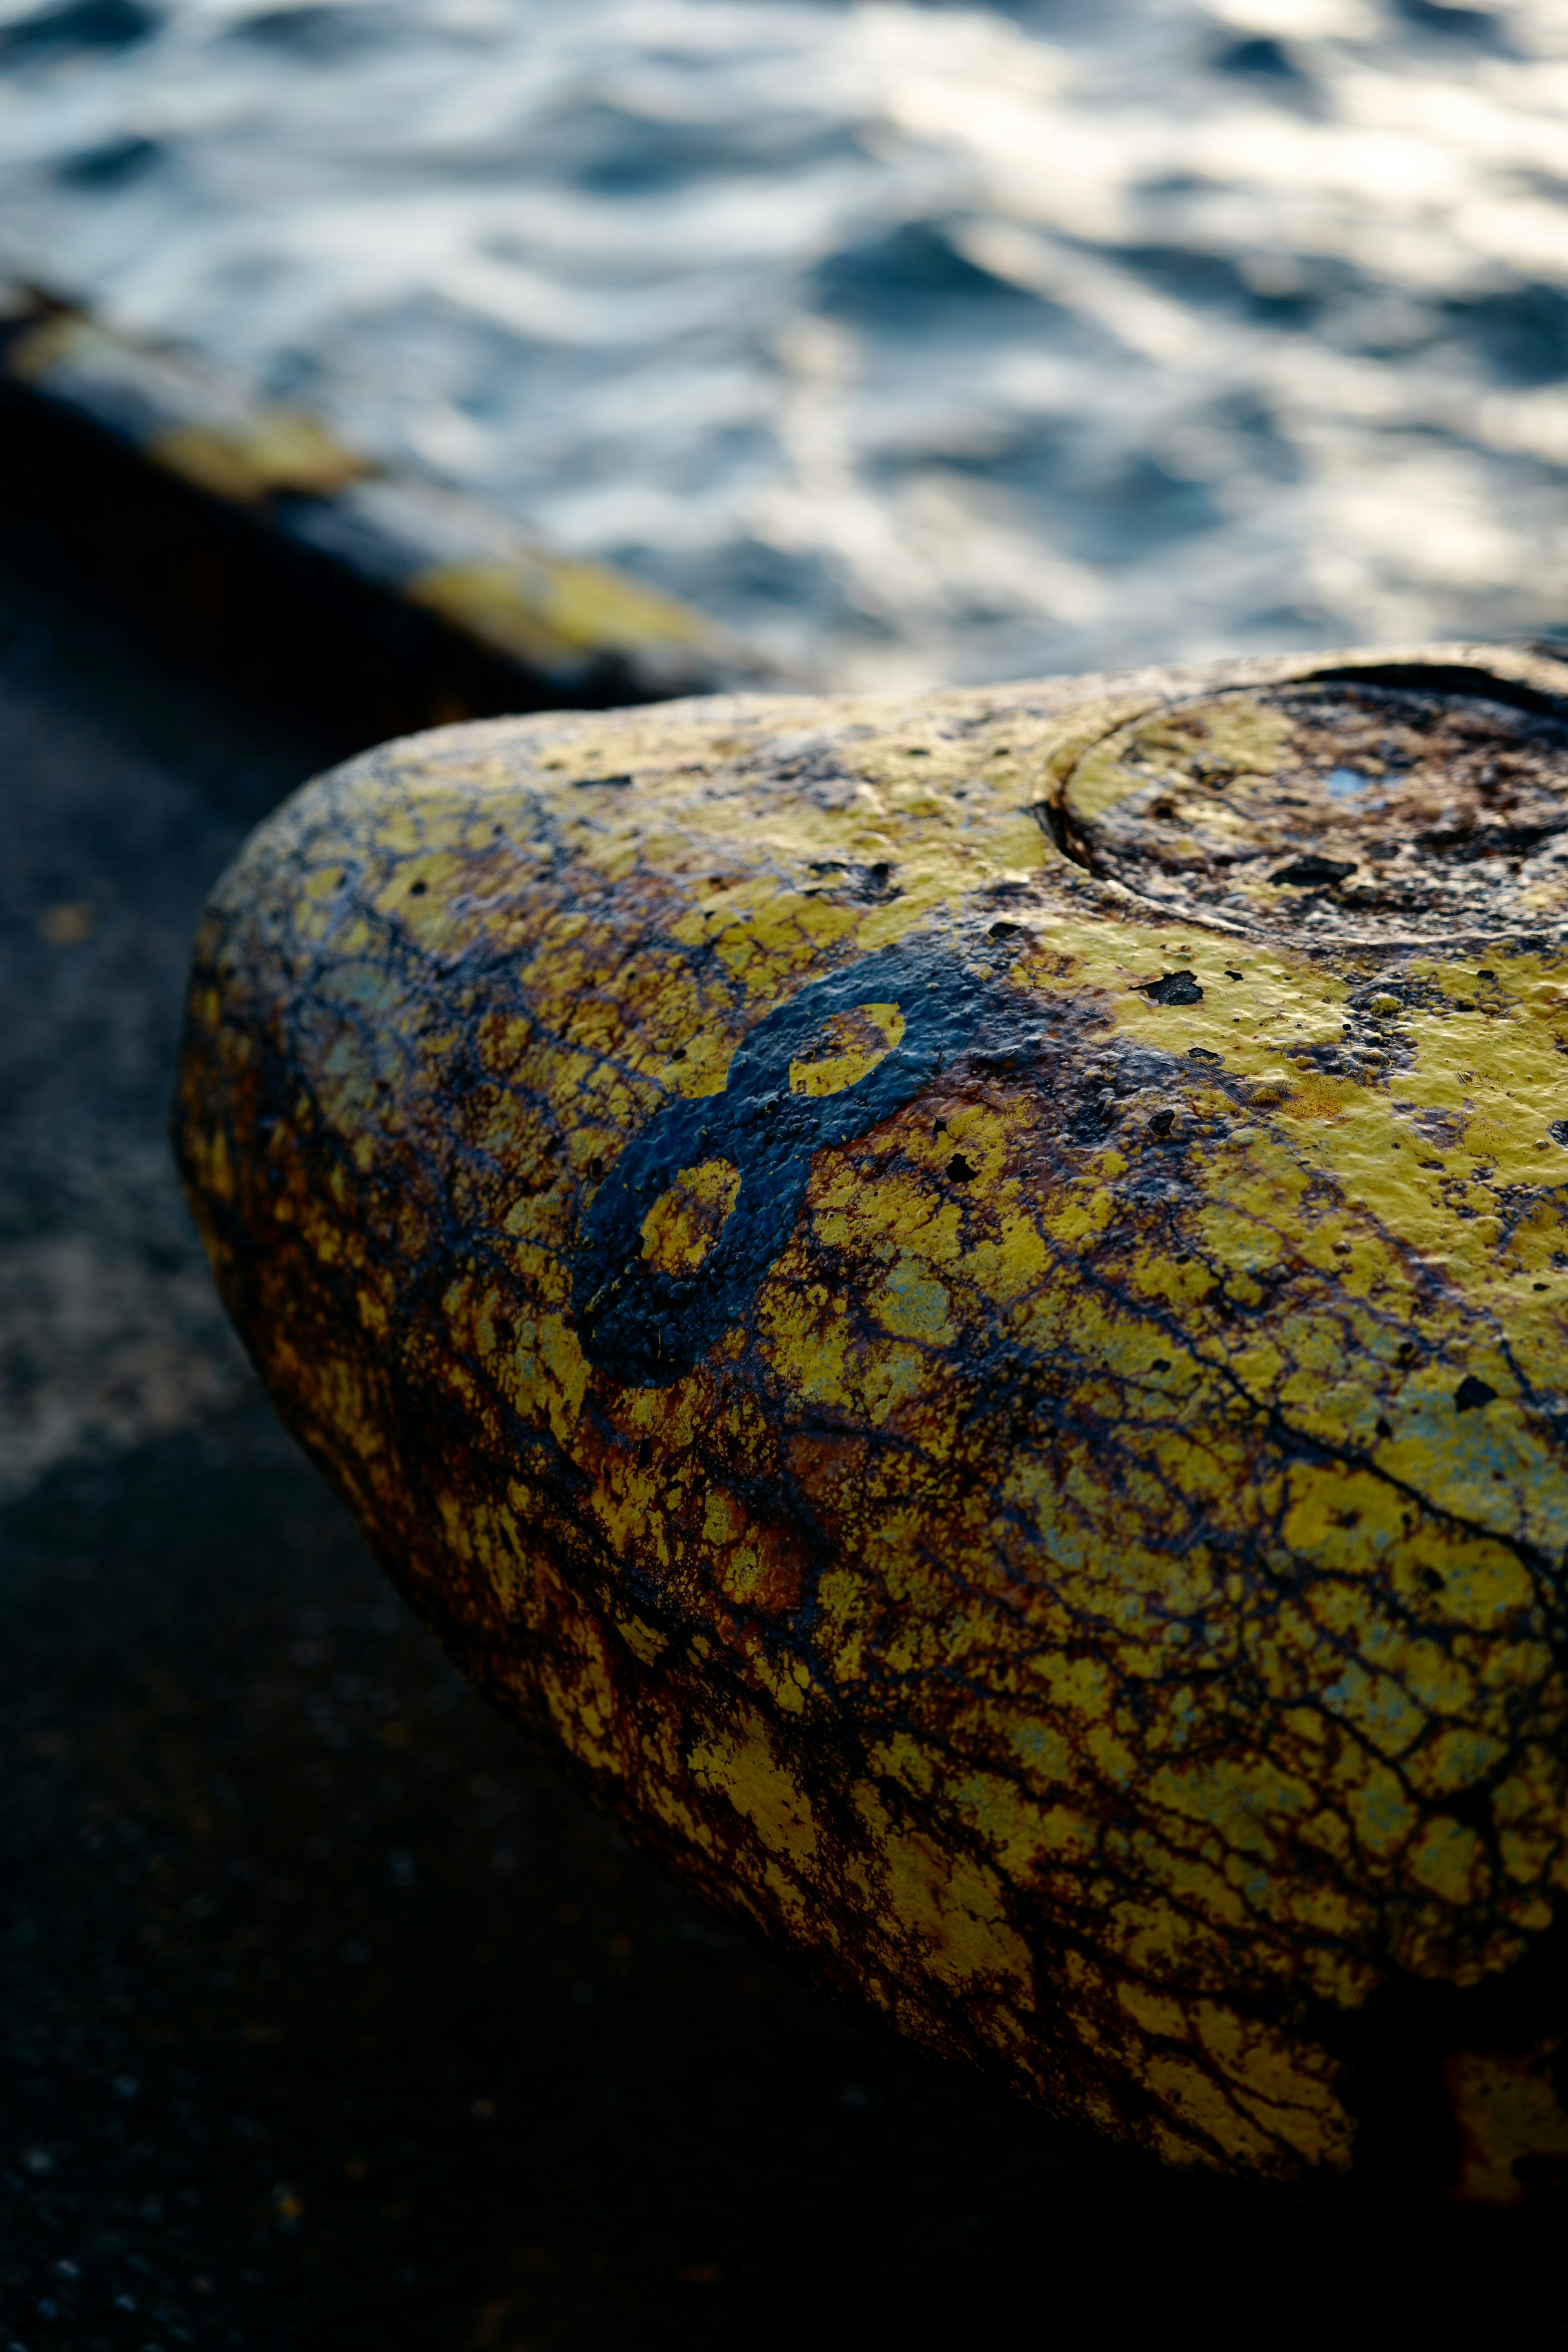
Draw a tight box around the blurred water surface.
[1,0,1566,685]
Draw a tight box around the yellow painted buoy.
[176,645,1568,2195]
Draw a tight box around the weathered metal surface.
[176,644,1568,2193]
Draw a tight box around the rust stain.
[1444,2043,1568,2204]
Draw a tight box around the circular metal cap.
[1056,662,1568,944]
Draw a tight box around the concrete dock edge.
[1,279,771,739]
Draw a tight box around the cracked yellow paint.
[790,1001,905,1097]
[178,642,1568,2193]
[639,1159,740,1274]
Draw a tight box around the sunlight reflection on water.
[2,0,1566,685]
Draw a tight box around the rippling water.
[2,0,1566,686]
